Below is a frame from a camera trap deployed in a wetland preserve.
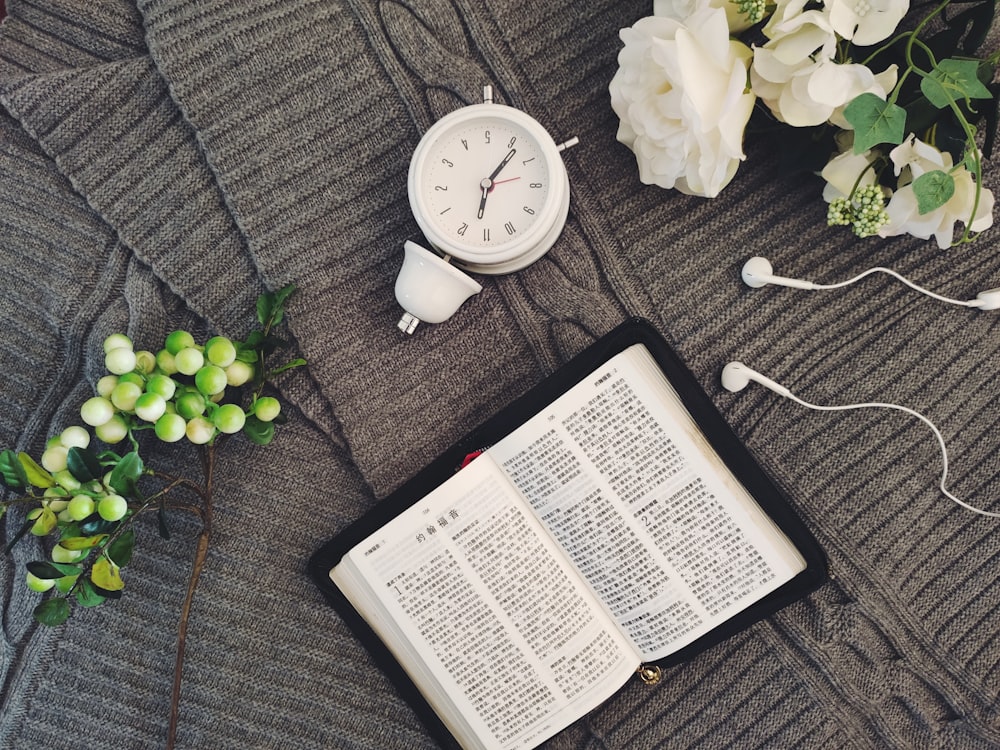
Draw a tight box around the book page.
[331,456,638,750]
[488,344,806,661]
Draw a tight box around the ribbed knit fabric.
[1,1,999,748]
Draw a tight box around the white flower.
[825,0,909,46]
[879,135,994,248]
[821,146,881,202]
[762,7,838,63]
[750,6,897,129]
[609,10,755,198]
[653,0,756,33]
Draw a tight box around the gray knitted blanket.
[2,1,999,748]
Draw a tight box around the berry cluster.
[826,184,890,238]
[81,330,279,447]
[2,285,303,627]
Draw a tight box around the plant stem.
[166,443,215,750]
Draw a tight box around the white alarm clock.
[394,86,577,333]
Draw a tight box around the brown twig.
[166,443,216,750]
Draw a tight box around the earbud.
[721,361,792,398]
[741,256,1000,310]
[394,241,483,334]
[741,257,820,290]
[721,360,1000,518]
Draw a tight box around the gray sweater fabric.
[2,1,1000,747]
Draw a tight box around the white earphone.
[721,361,1000,518]
[741,256,1000,310]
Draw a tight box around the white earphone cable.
[782,390,1000,518]
[814,267,981,308]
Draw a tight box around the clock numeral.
[461,139,468,151]
[439,207,452,215]
[442,158,453,167]
[504,221,516,235]
[507,136,516,148]
[483,227,491,241]
[523,206,535,215]
[484,130,491,144]
[530,182,543,188]
[522,157,535,166]
[457,223,468,236]
[434,185,448,191]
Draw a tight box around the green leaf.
[921,59,993,109]
[106,529,135,568]
[60,534,109,550]
[66,446,102,483]
[267,358,307,378]
[91,556,124,591]
[242,414,275,446]
[108,451,144,495]
[27,560,83,579]
[235,346,259,364]
[0,449,28,490]
[256,294,272,326]
[28,507,57,536]
[79,515,116,536]
[912,170,956,214]
[844,94,907,153]
[75,578,107,607]
[274,284,295,308]
[18,452,54,489]
[33,597,71,627]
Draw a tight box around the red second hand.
[488,176,520,193]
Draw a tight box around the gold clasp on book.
[636,664,662,685]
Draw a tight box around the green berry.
[81,397,115,427]
[52,470,82,492]
[41,445,69,473]
[175,347,205,376]
[214,403,246,434]
[43,487,69,512]
[254,396,281,422]
[154,413,187,443]
[95,414,128,444]
[96,375,119,398]
[54,575,79,593]
[146,374,177,400]
[225,360,254,387]
[156,349,179,375]
[103,333,133,354]
[185,416,216,445]
[97,493,128,522]
[134,350,157,374]
[67,494,95,521]
[51,544,84,563]
[26,571,55,593]
[118,371,145,388]
[205,336,237,367]
[105,347,137,375]
[175,391,206,420]
[111,381,143,412]
[194,365,228,396]
[59,425,91,449]
[164,330,196,355]
[134,392,167,422]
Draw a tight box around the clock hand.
[488,176,521,193]
[487,148,517,182]
[477,179,491,219]
[478,149,517,219]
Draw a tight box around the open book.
[310,319,825,750]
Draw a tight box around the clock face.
[408,104,567,269]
